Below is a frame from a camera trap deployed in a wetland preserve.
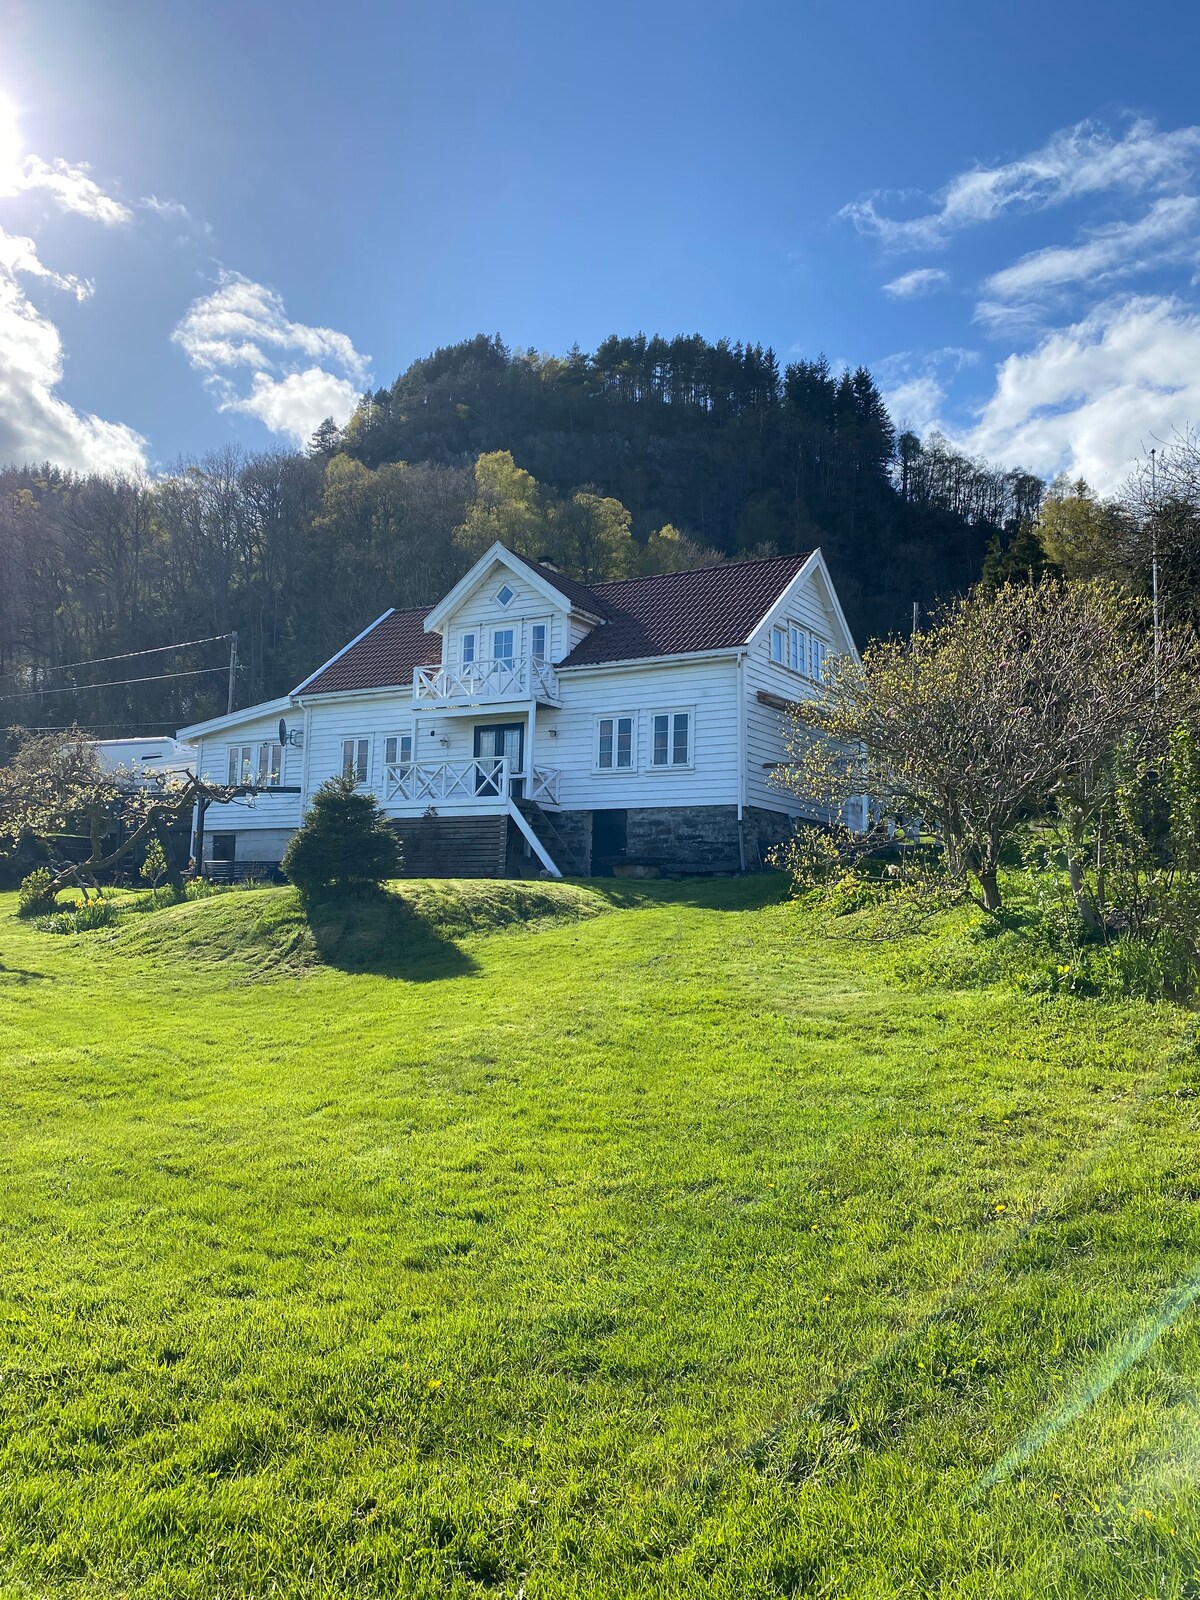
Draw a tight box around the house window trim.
[769,619,816,679]
[530,618,550,665]
[227,742,254,786]
[341,735,371,786]
[649,706,695,771]
[256,740,283,788]
[593,712,638,774]
[495,582,516,608]
[810,635,830,681]
[460,631,477,665]
[383,732,413,769]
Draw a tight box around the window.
[384,734,412,767]
[461,631,476,664]
[596,715,634,771]
[651,710,692,768]
[811,637,829,680]
[789,624,808,675]
[770,627,787,665]
[256,741,283,787]
[493,628,515,666]
[210,832,236,863]
[227,743,253,785]
[496,583,515,607]
[342,737,369,784]
[531,622,547,664]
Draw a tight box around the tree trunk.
[978,864,1002,913]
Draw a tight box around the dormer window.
[496,583,515,608]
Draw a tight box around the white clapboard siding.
[439,559,580,666]
[546,657,740,810]
[744,561,852,820]
[195,710,305,835]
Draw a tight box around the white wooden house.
[176,543,861,878]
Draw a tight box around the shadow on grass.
[640,872,790,914]
[304,886,477,981]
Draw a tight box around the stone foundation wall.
[541,807,592,875]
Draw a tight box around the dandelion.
[995,1203,1007,1212]
[428,1378,442,1390]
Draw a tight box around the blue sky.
[3,0,1200,491]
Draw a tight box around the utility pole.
[1150,449,1160,704]
[227,630,238,715]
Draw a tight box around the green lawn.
[2,877,1199,1598]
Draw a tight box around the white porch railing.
[531,766,560,804]
[382,759,563,808]
[385,757,510,803]
[413,656,561,706]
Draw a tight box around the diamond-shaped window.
[496,583,515,607]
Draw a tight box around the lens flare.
[0,87,23,187]
[976,1260,1200,1495]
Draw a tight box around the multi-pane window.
[789,624,808,674]
[597,715,634,770]
[228,741,282,786]
[531,623,547,664]
[651,711,691,767]
[384,734,413,767]
[810,637,829,680]
[493,628,515,666]
[461,631,476,664]
[257,741,283,786]
[227,743,253,785]
[342,737,369,784]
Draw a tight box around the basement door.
[473,722,524,799]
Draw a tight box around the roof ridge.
[592,550,810,592]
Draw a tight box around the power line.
[0,632,233,685]
[0,665,229,703]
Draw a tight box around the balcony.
[412,655,562,708]
[383,758,561,809]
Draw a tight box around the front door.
[473,722,524,798]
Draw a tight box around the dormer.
[422,542,607,668]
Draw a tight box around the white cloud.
[842,118,1200,250]
[227,367,363,446]
[0,227,146,472]
[0,224,91,301]
[7,154,132,225]
[884,374,946,435]
[982,195,1200,300]
[876,346,978,436]
[140,194,211,236]
[173,271,370,441]
[957,295,1200,493]
[883,267,949,298]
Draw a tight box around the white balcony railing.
[382,759,563,808]
[413,656,561,706]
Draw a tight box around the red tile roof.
[295,607,437,696]
[507,549,613,617]
[562,554,811,666]
[292,551,812,694]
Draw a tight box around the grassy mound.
[110,877,631,979]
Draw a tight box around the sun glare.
[0,87,24,186]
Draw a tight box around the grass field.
[2,876,1200,1598]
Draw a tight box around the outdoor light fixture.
[548,727,559,738]
[439,736,450,748]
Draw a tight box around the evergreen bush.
[281,776,401,902]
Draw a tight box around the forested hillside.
[0,333,1046,738]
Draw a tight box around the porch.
[382,757,561,812]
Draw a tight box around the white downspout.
[735,650,748,871]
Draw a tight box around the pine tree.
[281,777,401,901]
